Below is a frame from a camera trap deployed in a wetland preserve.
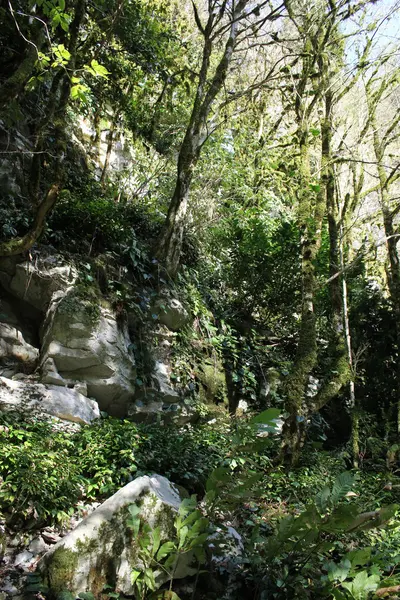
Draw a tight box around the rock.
[38,475,195,598]
[73,382,87,397]
[40,357,66,386]
[155,297,190,331]
[208,525,243,568]
[0,577,19,596]
[0,323,39,375]
[1,259,78,312]
[198,359,227,405]
[128,398,164,422]
[0,377,100,425]
[41,531,61,546]
[40,288,136,416]
[28,537,49,555]
[152,360,180,403]
[14,550,34,569]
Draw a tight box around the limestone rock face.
[0,257,78,312]
[40,288,136,416]
[38,475,193,597]
[155,297,190,331]
[0,376,99,424]
[0,323,39,377]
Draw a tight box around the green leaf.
[342,571,380,599]
[131,569,141,585]
[251,407,281,426]
[315,485,330,513]
[326,559,351,582]
[144,568,156,591]
[345,547,372,568]
[331,471,354,506]
[156,541,175,560]
[152,526,161,556]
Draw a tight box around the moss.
[0,531,5,560]
[198,360,227,405]
[45,547,79,597]
[58,285,101,325]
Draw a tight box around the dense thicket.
[1,0,400,597]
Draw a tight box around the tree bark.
[155,1,247,276]
[367,93,400,437]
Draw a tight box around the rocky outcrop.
[40,288,136,417]
[155,297,190,331]
[0,255,78,312]
[0,376,99,425]
[0,323,39,378]
[38,475,195,598]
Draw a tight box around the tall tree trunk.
[309,91,350,416]
[368,103,400,437]
[155,2,246,275]
[100,112,119,185]
[281,127,320,465]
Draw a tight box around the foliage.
[127,497,209,600]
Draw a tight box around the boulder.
[155,298,190,331]
[152,360,180,403]
[40,288,136,416]
[0,377,100,425]
[0,323,39,376]
[0,257,78,312]
[38,475,194,597]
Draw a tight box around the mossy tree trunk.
[281,0,350,465]
[280,9,326,464]
[365,69,400,436]
[155,0,252,276]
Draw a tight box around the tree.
[155,0,284,276]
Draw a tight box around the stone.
[14,550,34,569]
[28,537,49,555]
[0,577,19,596]
[0,323,39,375]
[198,359,227,404]
[40,288,136,416]
[155,297,190,331]
[0,377,100,425]
[128,398,164,423]
[1,259,78,312]
[208,525,243,569]
[38,475,196,598]
[152,360,179,403]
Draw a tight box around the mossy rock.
[197,359,227,405]
[38,475,195,599]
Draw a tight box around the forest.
[1,0,400,598]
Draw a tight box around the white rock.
[39,475,196,596]
[40,288,136,416]
[0,323,39,373]
[1,260,77,312]
[28,536,49,555]
[0,377,100,425]
[0,578,19,596]
[14,550,34,568]
[155,298,190,331]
